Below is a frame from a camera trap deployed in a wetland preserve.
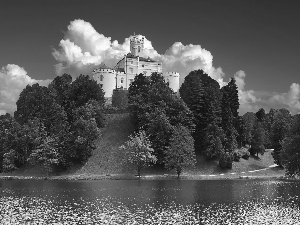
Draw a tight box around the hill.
[1,113,285,179]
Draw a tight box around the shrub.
[249,145,265,157]
[233,151,242,162]
[219,151,234,169]
[241,151,250,160]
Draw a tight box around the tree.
[14,83,68,136]
[2,149,18,172]
[221,78,239,118]
[219,151,234,169]
[280,115,300,176]
[120,130,157,178]
[0,114,20,171]
[164,125,196,178]
[127,72,195,164]
[242,112,257,146]
[27,136,61,174]
[250,122,265,157]
[63,75,105,123]
[271,108,292,166]
[48,73,72,106]
[256,108,266,122]
[66,113,101,165]
[180,70,222,153]
[144,109,174,163]
[235,116,246,147]
[203,122,225,160]
[65,74,105,108]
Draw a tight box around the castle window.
[129,79,134,85]
[121,78,124,84]
[138,46,141,52]
[100,75,104,81]
[100,84,103,88]
[129,68,133,73]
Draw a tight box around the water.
[1,179,300,224]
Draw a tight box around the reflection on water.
[0,179,300,224]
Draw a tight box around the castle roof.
[99,63,112,70]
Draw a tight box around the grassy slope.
[75,113,135,175]
[73,113,284,178]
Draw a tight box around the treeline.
[1,69,299,177]
[127,70,240,172]
[179,70,240,168]
[0,74,105,173]
[127,72,196,177]
[242,108,300,176]
[128,70,300,177]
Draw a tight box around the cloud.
[160,42,225,86]
[236,72,300,115]
[53,19,300,115]
[0,64,51,115]
[52,20,160,78]
[52,19,225,85]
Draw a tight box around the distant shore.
[0,170,297,182]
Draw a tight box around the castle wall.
[163,72,180,93]
[93,69,116,97]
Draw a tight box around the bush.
[234,148,250,160]
[219,151,234,169]
[241,151,250,160]
[249,145,265,157]
[233,151,242,162]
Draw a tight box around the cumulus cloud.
[0,64,51,115]
[53,19,300,115]
[52,19,160,78]
[52,19,224,85]
[236,72,300,115]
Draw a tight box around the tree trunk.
[176,167,181,179]
[137,166,141,179]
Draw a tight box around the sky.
[0,0,299,115]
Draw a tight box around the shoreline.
[0,173,298,182]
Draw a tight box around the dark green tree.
[271,108,292,166]
[179,70,221,153]
[64,75,105,123]
[203,122,225,160]
[221,78,239,118]
[281,115,300,176]
[235,116,246,147]
[256,108,266,122]
[242,112,257,146]
[250,122,265,157]
[48,73,72,106]
[128,72,195,164]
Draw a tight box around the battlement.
[163,72,180,77]
[93,68,116,74]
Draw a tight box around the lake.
[1,179,300,224]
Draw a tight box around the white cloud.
[0,64,51,115]
[52,19,225,85]
[52,19,300,115]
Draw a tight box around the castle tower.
[92,64,116,97]
[163,72,180,93]
[130,35,144,57]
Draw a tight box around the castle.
[92,35,180,97]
